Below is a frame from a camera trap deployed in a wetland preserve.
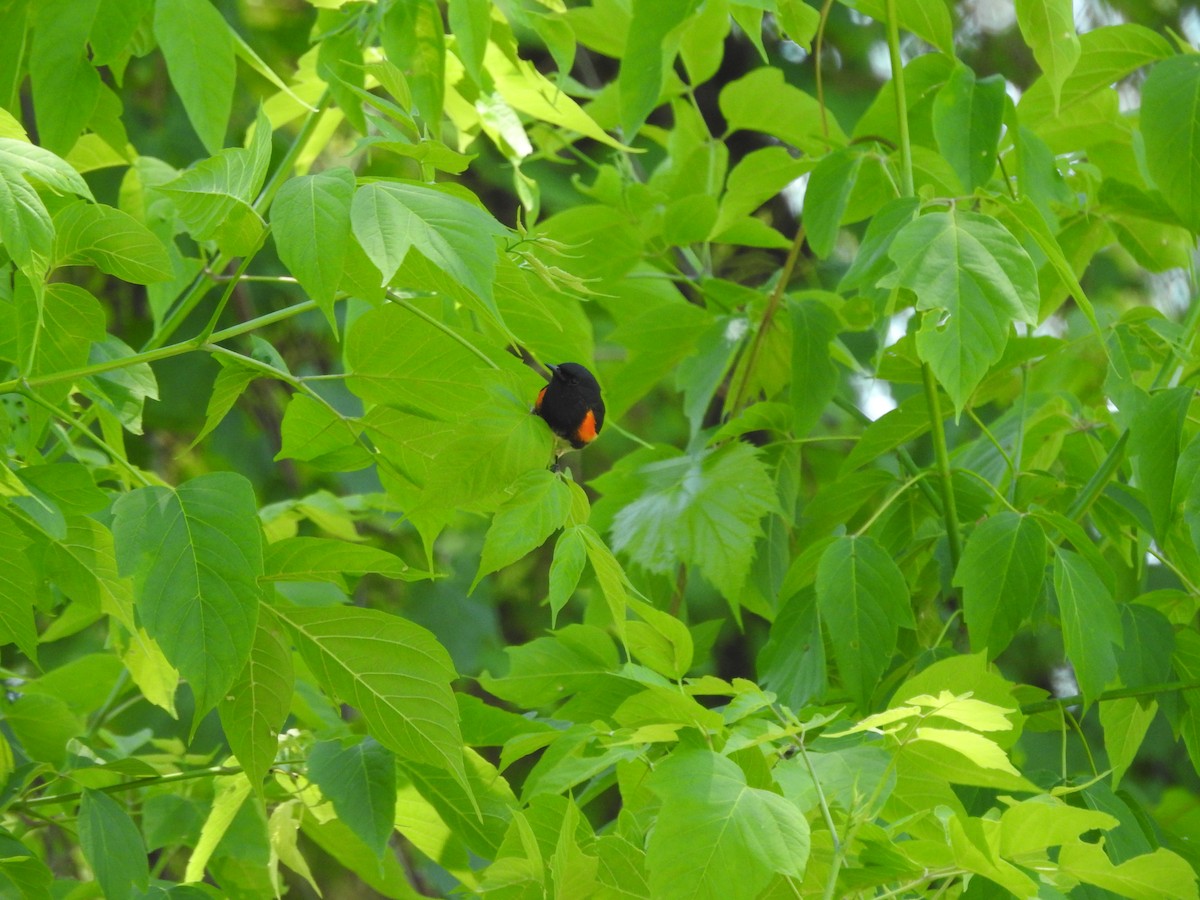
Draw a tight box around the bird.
[533,362,605,452]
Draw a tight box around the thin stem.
[11,765,246,811]
[956,468,1019,514]
[853,471,932,535]
[20,390,150,486]
[1010,361,1029,504]
[1020,679,1199,715]
[815,0,836,141]
[922,365,962,569]
[797,739,840,854]
[965,407,1015,486]
[884,0,914,197]
[727,225,807,417]
[833,395,942,511]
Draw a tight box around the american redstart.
[533,362,605,450]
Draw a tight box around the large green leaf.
[53,200,172,283]
[617,0,700,135]
[350,180,507,304]
[610,443,778,601]
[1053,548,1121,703]
[954,513,1047,659]
[218,616,293,792]
[0,511,39,663]
[1142,55,1200,236]
[0,138,93,279]
[843,0,953,54]
[159,108,272,255]
[474,468,572,590]
[719,67,842,156]
[479,624,619,709]
[270,167,355,331]
[262,536,421,586]
[789,296,839,436]
[153,0,235,154]
[112,472,263,718]
[646,749,809,900]
[883,209,1038,411]
[29,0,100,154]
[309,738,397,859]
[1129,386,1192,542]
[78,789,149,900]
[804,147,869,258]
[18,283,106,417]
[1015,0,1080,114]
[816,535,914,710]
[931,63,1006,192]
[382,0,445,123]
[274,603,467,791]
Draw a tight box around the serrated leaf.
[262,536,421,585]
[1053,548,1121,704]
[611,443,778,603]
[219,617,293,792]
[78,789,149,900]
[1058,843,1200,900]
[816,535,913,710]
[646,749,809,900]
[271,167,355,332]
[153,0,235,154]
[932,64,1006,192]
[52,200,172,283]
[884,209,1038,411]
[954,512,1047,659]
[274,603,467,791]
[475,469,571,590]
[350,180,506,304]
[1142,55,1200,233]
[309,738,397,859]
[112,472,263,719]
[1015,0,1080,114]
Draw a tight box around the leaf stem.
[10,765,247,812]
[884,0,914,197]
[1021,679,1200,714]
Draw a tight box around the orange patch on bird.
[535,386,547,410]
[573,410,598,445]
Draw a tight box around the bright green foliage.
[1,0,1200,897]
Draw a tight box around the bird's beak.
[547,364,561,379]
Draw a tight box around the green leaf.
[382,0,445,123]
[317,27,366,134]
[804,147,868,258]
[0,512,40,664]
[617,0,700,135]
[78,789,149,900]
[998,796,1116,857]
[18,282,106,419]
[350,181,506,304]
[262,536,421,585]
[838,196,919,293]
[271,167,356,332]
[1129,385,1190,540]
[720,67,842,155]
[816,535,914,710]
[29,0,100,154]
[3,691,82,766]
[883,209,1038,411]
[475,469,572,590]
[1101,697,1157,790]
[0,138,93,279]
[53,200,172,283]
[646,749,809,900]
[931,63,1006,192]
[954,512,1047,659]
[153,0,235,153]
[112,472,263,719]
[219,617,293,793]
[275,603,467,791]
[1142,55,1200,233]
[757,587,826,710]
[277,393,372,472]
[711,146,810,239]
[448,0,491,84]
[84,335,160,435]
[309,738,397,859]
[1015,0,1080,114]
[183,771,252,883]
[789,297,839,436]
[548,526,588,625]
[1058,843,1200,900]
[479,624,619,709]
[610,443,778,601]
[189,356,258,449]
[844,0,953,55]
[1053,548,1121,704]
